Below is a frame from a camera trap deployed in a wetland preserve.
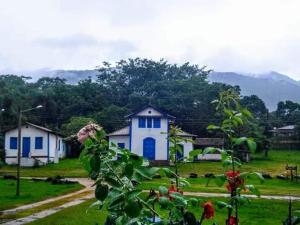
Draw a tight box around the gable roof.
[177,130,197,137]
[5,122,63,136]
[108,126,130,136]
[125,105,175,119]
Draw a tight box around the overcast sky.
[1,0,300,79]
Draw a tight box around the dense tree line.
[0,58,298,155]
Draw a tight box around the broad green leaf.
[90,155,100,172]
[134,167,160,180]
[214,174,227,187]
[127,190,142,200]
[170,193,187,207]
[203,147,217,155]
[159,186,168,195]
[124,163,134,178]
[105,176,122,187]
[189,198,198,207]
[188,149,202,157]
[158,196,170,208]
[241,108,252,118]
[234,137,247,145]
[95,184,109,201]
[108,193,125,209]
[233,116,243,125]
[245,185,261,197]
[216,201,232,209]
[250,172,264,183]
[125,199,141,218]
[162,168,177,178]
[247,139,257,152]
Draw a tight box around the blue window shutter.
[138,117,146,128]
[153,118,161,128]
[117,143,125,148]
[10,137,17,149]
[147,118,152,128]
[35,137,43,149]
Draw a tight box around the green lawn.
[1,150,299,178]
[139,176,300,196]
[176,150,300,177]
[28,197,300,225]
[0,178,83,211]
[0,159,88,178]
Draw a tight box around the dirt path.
[1,178,94,225]
[1,178,93,216]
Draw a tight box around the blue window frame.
[138,117,146,128]
[35,137,43,149]
[10,137,17,150]
[147,117,152,128]
[117,143,125,148]
[153,118,161,128]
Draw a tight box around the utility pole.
[16,105,43,196]
[16,107,22,196]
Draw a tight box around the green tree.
[61,116,96,136]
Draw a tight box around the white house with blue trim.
[4,122,66,167]
[108,106,196,164]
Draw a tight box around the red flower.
[168,184,177,194]
[168,184,178,200]
[225,171,244,193]
[202,201,214,219]
[228,216,238,225]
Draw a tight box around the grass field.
[1,150,299,178]
[139,176,300,196]
[0,159,88,178]
[177,150,300,177]
[0,178,83,211]
[28,196,300,225]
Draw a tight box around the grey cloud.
[35,34,100,49]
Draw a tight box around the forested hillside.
[1,58,298,149]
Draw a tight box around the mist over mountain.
[3,69,300,111]
[209,72,300,111]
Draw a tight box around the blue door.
[22,137,30,157]
[143,138,155,160]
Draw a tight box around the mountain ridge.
[1,69,299,111]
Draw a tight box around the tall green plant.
[78,123,201,224]
[204,89,264,225]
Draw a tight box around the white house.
[108,105,196,164]
[5,122,67,167]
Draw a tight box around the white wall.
[131,107,169,160]
[5,126,49,158]
[109,136,130,149]
[5,125,65,165]
[182,141,194,158]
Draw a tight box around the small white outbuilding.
[5,122,67,167]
